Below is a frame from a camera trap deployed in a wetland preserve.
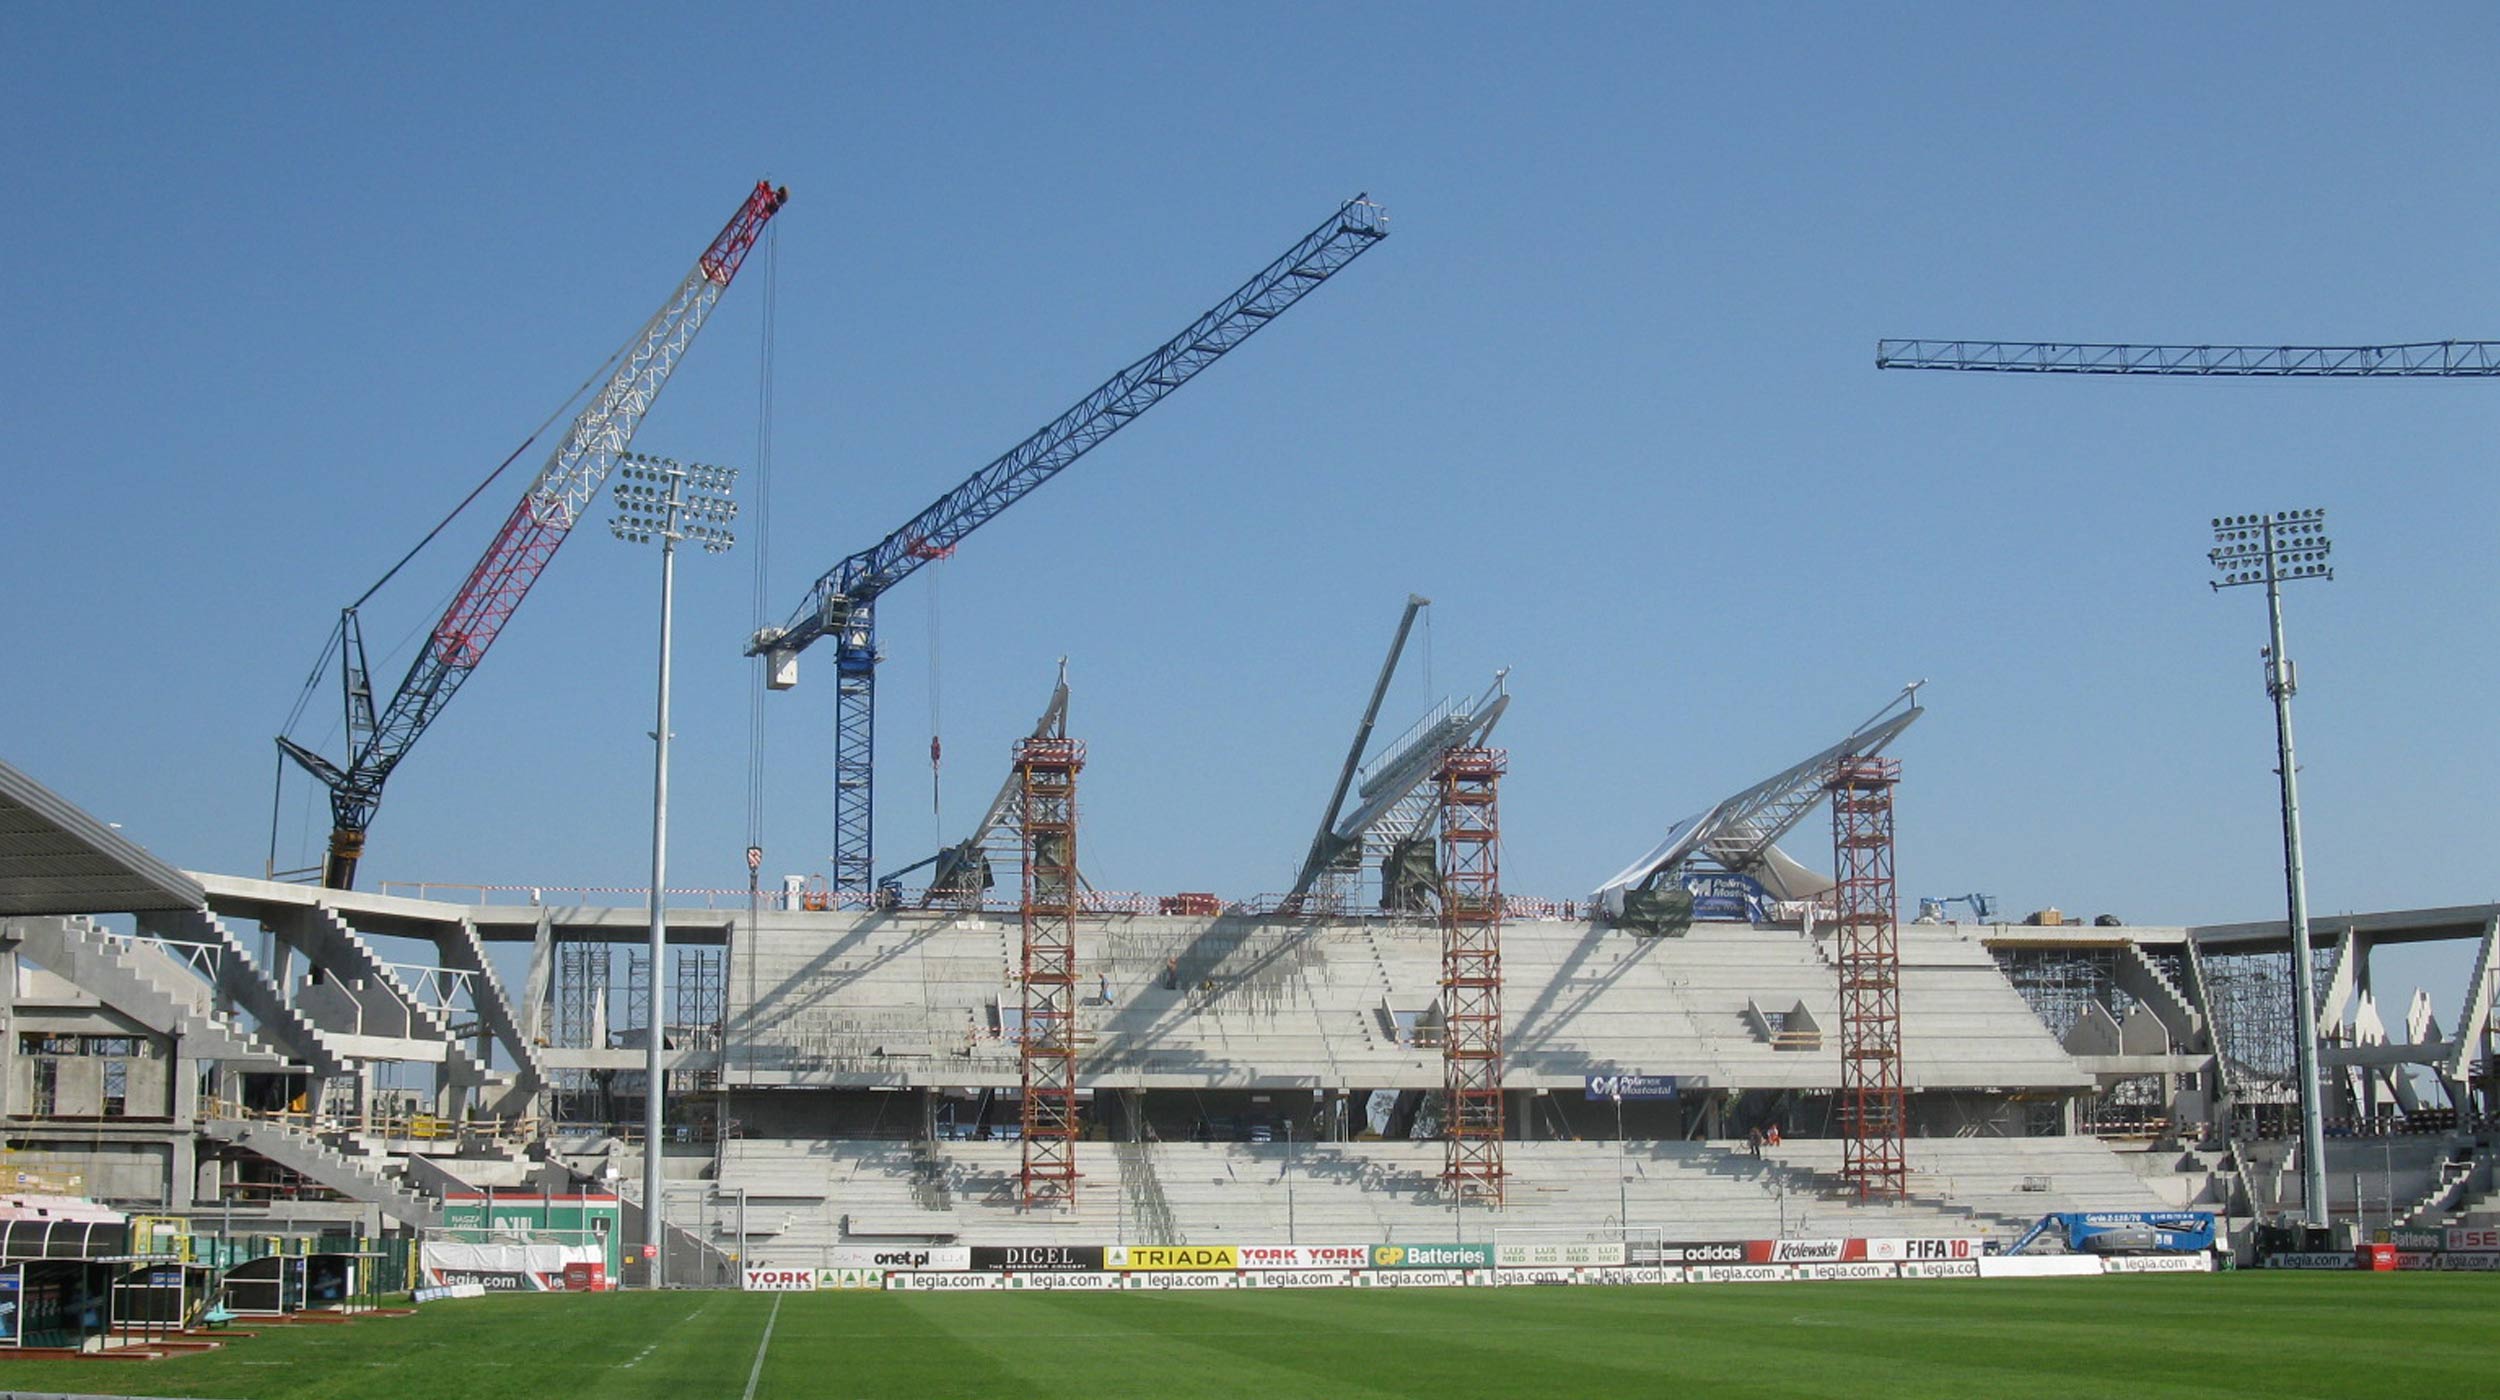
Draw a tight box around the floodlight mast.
[2209,508,2335,1232]
[609,452,739,1288]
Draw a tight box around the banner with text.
[1233,1245,1370,1271]
[971,1246,1104,1272]
[1371,1244,1492,1270]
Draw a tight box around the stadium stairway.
[199,1115,445,1228]
[10,915,279,1065]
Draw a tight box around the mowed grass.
[0,1274,2483,1400]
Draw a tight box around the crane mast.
[281,180,789,889]
[752,194,1388,900]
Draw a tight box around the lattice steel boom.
[280,180,788,889]
[1876,339,2500,376]
[749,195,1389,899]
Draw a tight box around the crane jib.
[754,194,1388,659]
[1875,338,2500,376]
[278,178,788,890]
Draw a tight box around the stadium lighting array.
[2209,509,2332,590]
[612,452,739,1286]
[2207,506,2335,1233]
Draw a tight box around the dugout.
[222,1246,383,1314]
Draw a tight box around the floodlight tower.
[610,452,738,1284]
[2209,508,2334,1231]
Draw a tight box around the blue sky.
[5,7,2497,1001]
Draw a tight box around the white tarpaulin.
[420,1239,602,1292]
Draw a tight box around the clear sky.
[6,6,2496,1002]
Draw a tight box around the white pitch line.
[741,1293,784,1400]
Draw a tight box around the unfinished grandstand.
[8,700,2498,1280]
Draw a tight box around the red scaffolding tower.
[1015,736,1085,1207]
[1438,746,1506,1205]
[1828,756,1907,1201]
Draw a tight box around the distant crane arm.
[1876,339,2500,376]
[751,194,1389,661]
[282,180,788,888]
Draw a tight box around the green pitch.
[0,1275,2481,1400]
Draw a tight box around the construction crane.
[750,194,1389,899]
[279,180,789,889]
[1876,340,2500,376]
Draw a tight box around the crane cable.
[277,323,642,740]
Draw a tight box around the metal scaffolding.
[1993,946,2137,1042]
[1438,746,1506,1205]
[1016,735,1085,1207]
[2203,945,2337,1103]
[1830,757,1906,1201]
[674,947,724,1090]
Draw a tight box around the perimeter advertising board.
[971,1245,1103,1272]
[1234,1245,1369,1271]
[1107,1246,1238,1271]
[1497,1242,1626,1268]
[1862,1238,1983,1262]
[742,1266,818,1292]
[821,1247,971,1272]
[1370,1244,1492,1270]
[1633,1241,1746,1267]
[2446,1227,2500,1253]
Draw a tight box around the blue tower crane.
[750,195,1389,900]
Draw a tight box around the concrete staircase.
[200,1115,445,1227]
[138,908,357,1078]
[11,916,277,1064]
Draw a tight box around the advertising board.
[1977,1257,2103,1279]
[1862,1238,1982,1262]
[1684,1264,1796,1285]
[2264,1253,2358,1271]
[822,1246,971,1272]
[741,1266,817,1292]
[1107,1246,1239,1271]
[2100,1256,2210,1274]
[1497,1242,1626,1268]
[815,1268,885,1290]
[2445,1226,2500,1253]
[1586,1267,1683,1286]
[889,1272,1004,1291]
[1897,1260,1981,1279]
[971,1246,1103,1272]
[1233,1245,1369,1271]
[1371,1244,1492,1270]
[1634,1241,1746,1267]
[1239,1270,1359,1288]
[2435,1251,2500,1272]
[1584,1074,1679,1100]
[1798,1262,1897,1282]
[1746,1239,1851,1264]
[1131,1271,1238,1290]
[1357,1269,1480,1288]
[1008,1271,1121,1291]
[1496,1267,1588,1286]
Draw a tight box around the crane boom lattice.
[279,180,787,888]
[751,195,1388,900]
